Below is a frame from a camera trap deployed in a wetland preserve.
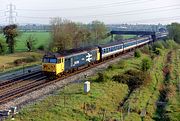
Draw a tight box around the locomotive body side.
[64,48,98,71]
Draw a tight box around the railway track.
[0,71,42,90]
[0,51,133,105]
[0,50,133,105]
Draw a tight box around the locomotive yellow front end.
[42,54,64,76]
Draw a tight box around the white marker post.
[84,81,90,94]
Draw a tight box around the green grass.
[165,50,180,121]
[0,52,43,73]
[0,32,50,52]
[7,82,129,121]
[123,51,167,120]
[15,32,50,51]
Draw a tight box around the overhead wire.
[126,15,180,23]
[17,5,180,20]
[16,0,158,11]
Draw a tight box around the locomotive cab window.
[49,58,57,63]
[43,58,49,63]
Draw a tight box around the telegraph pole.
[5,3,17,25]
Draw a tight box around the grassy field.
[0,52,43,73]
[0,32,50,52]
[15,32,50,51]
[0,32,136,52]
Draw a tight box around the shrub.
[165,40,179,49]
[13,55,40,65]
[112,69,148,91]
[140,45,150,54]
[141,57,152,71]
[0,39,7,54]
[154,48,162,55]
[134,49,141,58]
[118,60,126,69]
[96,72,108,83]
[37,45,45,51]
[107,64,116,70]
[152,41,164,50]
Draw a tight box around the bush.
[107,64,116,70]
[152,41,164,51]
[140,45,150,54]
[112,69,148,90]
[96,72,108,83]
[0,39,7,54]
[154,48,162,55]
[134,49,141,58]
[118,60,126,69]
[37,45,45,51]
[165,40,179,49]
[13,55,40,65]
[141,57,152,71]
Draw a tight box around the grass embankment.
[6,40,179,121]
[0,52,43,74]
[164,50,180,120]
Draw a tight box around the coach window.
[103,49,106,54]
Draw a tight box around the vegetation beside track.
[0,52,43,73]
[5,40,180,121]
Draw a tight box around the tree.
[50,18,76,51]
[3,24,19,53]
[90,20,107,44]
[167,23,180,43]
[26,34,37,51]
[0,38,7,54]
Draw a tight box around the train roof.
[98,38,137,48]
[98,36,149,48]
[43,36,150,58]
[43,46,98,58]
[58,46,98,56]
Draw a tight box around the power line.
[126,15,180,23]
[17,5,180,20]
[16,0,157,11]
[66,5,180,19]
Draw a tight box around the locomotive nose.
[43,64,56,72]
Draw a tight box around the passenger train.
[42,32,168,76]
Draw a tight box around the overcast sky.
[0,0,180,25]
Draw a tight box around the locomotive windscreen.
[43,57,57,63]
